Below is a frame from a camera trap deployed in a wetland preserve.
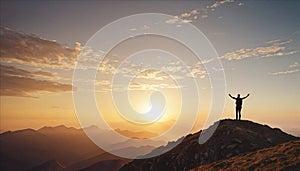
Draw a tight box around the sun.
[141,103,152,114]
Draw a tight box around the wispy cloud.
[0,65,73,97]
[165,0,237,24]
[209,0,234,9]
[289,62,300,68]
[1,28,213,95]
[1,65,58,79]
[0,28,76,97]
[265,39,293,46]
[220,39,298,60]
[135,69,169,81]
[0,27,80,69]
[269,69,300,76]
[237,2,244,6]
[268,61,300,76]
[165,9,199,24]
[94,58,212,92]
[186,68,207,79]
[128,82,182,91]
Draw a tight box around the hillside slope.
[191,140,300,171]
[120,119,298,171]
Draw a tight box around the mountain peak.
[37,125,79,135]
[38,125,75,130]
[120,119,298,171]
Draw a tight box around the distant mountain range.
[0,119,299,171]
[0,125,163,171]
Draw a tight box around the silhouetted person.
[229,93,250,120]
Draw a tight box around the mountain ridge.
[0,124,163,171]
[120,119,298,171]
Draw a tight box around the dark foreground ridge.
[191,139,300,171]
[120,119,299,171]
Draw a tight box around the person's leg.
[238,108,241,120]
[236,107,238,120]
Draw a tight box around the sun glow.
[142,103,152,114]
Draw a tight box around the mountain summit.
[120,119,298,171]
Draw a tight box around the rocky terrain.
[191,140,300,171]
[120,119,298,171]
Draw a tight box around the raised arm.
[229,94,236,99]
[242,94,250,99]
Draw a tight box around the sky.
[0,0,299,138]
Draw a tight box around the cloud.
[126,59,211,80]
[165,10,199,24]
[265,39,293,46]
[220,39,298,60]
[0,28,189,94]
[289,62,300,68]
[95,61,207,92]
[293,30,300,35]
[95,79,113,92]
[269,69,300,76]
[237,2,244,6]
[0,28,78,97]
[186,68,207,79]
[165,0,236,25]
[268,62,300,76]
[209,0,234,9]
[0,27,80,69]
[0,29,213,94]
[95,80,182,92]
[0,64,72,97]
[1,64,58,79]
[135,69,169,81]
[127,82,182,91]
[268,61,300,76]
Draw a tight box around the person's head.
[237,94,240,98]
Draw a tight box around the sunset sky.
[1,0,299,138]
